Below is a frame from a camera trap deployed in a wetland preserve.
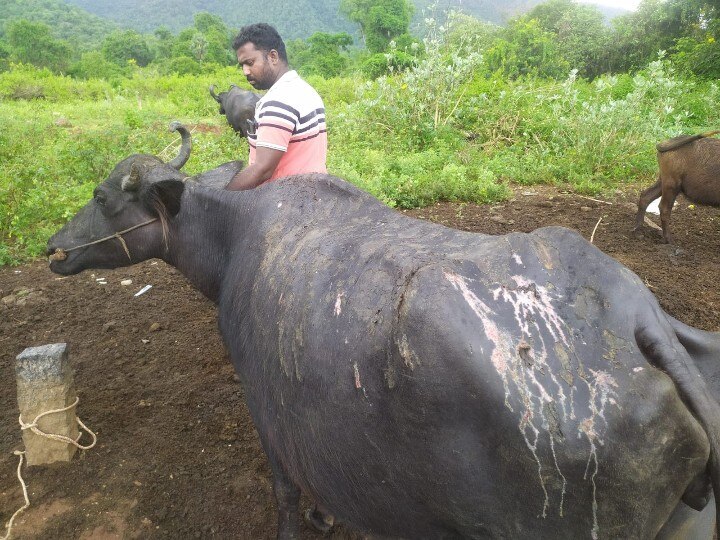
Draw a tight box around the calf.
[209,84,260,138]
[635,131,720,243]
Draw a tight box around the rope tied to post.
[3,397,97,540]
[18,397,97,450]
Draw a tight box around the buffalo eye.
[93,189,107,207]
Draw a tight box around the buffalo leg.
[659,182,681,243]
[635,177,662,230]
[272,465,301,539]
[256,436,301,539]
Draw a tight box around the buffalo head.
[209,84,260,138]
[47,122,190,275]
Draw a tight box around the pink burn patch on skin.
[492,276,570,347]
[353,362,361,389]
[443,269,620,535]
[579,369,619,540]
[444,269,557,514]
[443,270,510,377]
[334,292,344,317]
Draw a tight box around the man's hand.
[225,146,284,190]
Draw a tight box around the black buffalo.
[48,124,720,539]
[209,84,260,137]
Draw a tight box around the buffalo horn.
[209,85,220,103]
[121,163,141,191]
[167,121,192,170]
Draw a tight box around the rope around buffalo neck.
[2,398,97,540]
[49,218,158,262]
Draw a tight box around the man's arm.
[225,146,285,190]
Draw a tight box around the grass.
[1,59,717,264]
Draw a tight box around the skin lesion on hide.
[398,334,419,370]
[277,318,306,382]
[554,342,574,387]
[600,329,634,370]
[334,291,344,317]
[531,237,558,271]
[443,268,625,537]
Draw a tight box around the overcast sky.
[577,0,641,10]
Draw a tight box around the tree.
[553,5,609,78]
[446,14,501,53]
[671,10,720,77]
[605,0,712,73]
[101,30,153,67]
[485,18,569,79]
[190,32,209,64]
[527,0,576,30]
[289,32,353,77]
[340,0,413,53]
[0,39,10,71]
[171,12,234,67]
[68,51,125,80]
[524,1,610,79]
[6,19,72,72]
[151,27,176,62]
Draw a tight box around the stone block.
[15,343,79,465]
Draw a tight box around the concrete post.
[15,343,79,465]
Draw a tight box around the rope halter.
[49,218,158,262]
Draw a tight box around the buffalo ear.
[141,178,185,217]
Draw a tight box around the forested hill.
[60,0,548,39]
[61,0,356,40]
[0,0,117,48]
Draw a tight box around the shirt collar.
[272,70,298,88]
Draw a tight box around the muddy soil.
[1,186,718,539]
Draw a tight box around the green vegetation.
[61,0,357,40]
[0,0,117,49]
[58,0,548,37]
[1,0,719,264]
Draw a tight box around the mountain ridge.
[59,0,550,40]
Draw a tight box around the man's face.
[237,43,278,91]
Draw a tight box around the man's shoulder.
[259,72,324,116]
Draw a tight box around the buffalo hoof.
[304,507,334,535]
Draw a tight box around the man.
[225,23,328,191]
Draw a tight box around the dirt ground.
[1,186,719,539]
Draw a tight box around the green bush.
[361,50,417,79]
[1,54,717,265]
[168,56,202,76]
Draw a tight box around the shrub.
[361,50,417,79]
[168,56,202,76]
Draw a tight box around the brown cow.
[635,131,720,243]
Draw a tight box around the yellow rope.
[49,218,157,262]
[0,452,29,540]
[18,397,97,451]
[2,397,97,540]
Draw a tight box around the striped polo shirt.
[248,70,328,182]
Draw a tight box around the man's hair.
[232,23,287,63]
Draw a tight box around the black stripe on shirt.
[295,118,326,135]
[298,107,326,124]
[259,122,294,134]
[259,110,297,125]
[289,129,327,144]
[261,100,300,120]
